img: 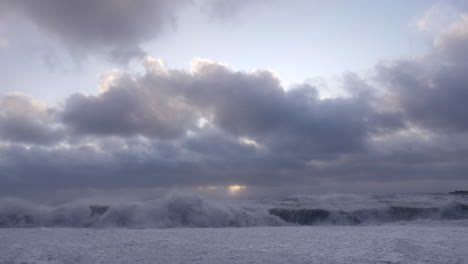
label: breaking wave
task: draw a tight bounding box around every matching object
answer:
[269,202,468,225]
[0,193,282,228]
[2,192,468,228]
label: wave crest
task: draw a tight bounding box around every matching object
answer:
[0,193,283,228]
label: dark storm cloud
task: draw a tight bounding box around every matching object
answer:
[0,94,62,145]
[377,15,468,133]
[60,57,402,159]
[1,0,191,62]
[183,128,257,160]
[1,127,466,195]
[0,45,466,194]
[0,57,411,195]
[61,86,196,140]
[0,133,263,194]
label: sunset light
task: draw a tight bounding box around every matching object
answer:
[228,185,246,194]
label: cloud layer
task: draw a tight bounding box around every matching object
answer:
[1,4,468,196]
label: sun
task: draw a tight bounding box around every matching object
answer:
[228,184,246,194]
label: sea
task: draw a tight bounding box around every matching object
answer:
[1,192,468,263]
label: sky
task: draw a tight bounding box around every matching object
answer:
[1,0,468,198]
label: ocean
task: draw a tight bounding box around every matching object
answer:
[1,192,468,263]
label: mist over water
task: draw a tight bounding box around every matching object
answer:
[1,192,468,228]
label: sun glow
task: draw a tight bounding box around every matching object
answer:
[228,184,246,194]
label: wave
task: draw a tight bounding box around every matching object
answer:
[0,193,282,228]
[267,193,468,211]
[268,203,468,225]
[2,193,468,228]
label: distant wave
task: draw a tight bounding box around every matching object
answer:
[0,193,283,228]
[269,203,468,225]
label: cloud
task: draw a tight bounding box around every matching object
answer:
[0,0,266,63]
[1,0,191,63]
[0,56,411,195]
[0,94,63,144]
[3,5,468,195]
[1,48,466,195]
[60,57,403,160]
[377,13,468,133]
[61,84,197,140]
[416,3,459,34]
[200,0,261,20]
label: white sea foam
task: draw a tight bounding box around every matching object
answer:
[0,192,283,228]
[1,192,468,228]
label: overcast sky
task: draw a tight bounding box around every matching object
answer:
[1,0,468,198]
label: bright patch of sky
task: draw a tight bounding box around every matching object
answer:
[145,0,437,88]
